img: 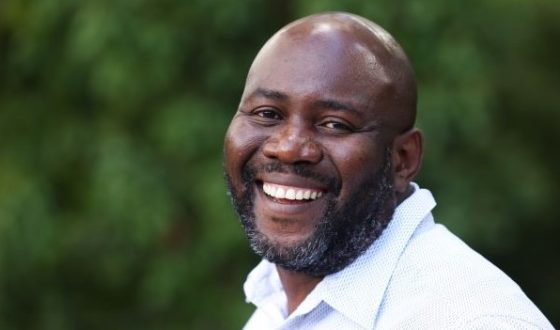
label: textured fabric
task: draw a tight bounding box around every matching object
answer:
[243,184,554,330]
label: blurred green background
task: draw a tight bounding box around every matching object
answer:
[1,0,559,329]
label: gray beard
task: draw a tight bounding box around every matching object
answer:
[226,148,396,277]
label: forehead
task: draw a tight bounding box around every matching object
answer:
[242,27,393,110]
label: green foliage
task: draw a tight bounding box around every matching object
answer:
[0,0,558,328]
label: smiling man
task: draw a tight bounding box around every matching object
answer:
[223,12,553,330]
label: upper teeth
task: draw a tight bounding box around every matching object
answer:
[262,182,323,201]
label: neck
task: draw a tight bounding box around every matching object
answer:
[396,183,414,204]
[276,266,323,315]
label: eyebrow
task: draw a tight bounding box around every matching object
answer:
[249,88,288,100]
[313,99,363,117]
[248,88,364,117]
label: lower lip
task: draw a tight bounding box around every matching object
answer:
[265,194,313,205]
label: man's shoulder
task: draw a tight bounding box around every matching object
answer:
[397,222,507,283]
[375,223,553,329]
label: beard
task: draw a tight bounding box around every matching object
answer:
[225,148,397,278]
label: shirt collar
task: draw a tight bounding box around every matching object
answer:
[321,184,436,328]
[244,257,283,306]
[243,183,436,328]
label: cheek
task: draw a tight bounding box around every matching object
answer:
[324,139,386,195]
[224,118,266,185]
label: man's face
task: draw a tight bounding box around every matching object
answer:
[224,31,398,276]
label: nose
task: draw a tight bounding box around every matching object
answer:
[262,121,323,164]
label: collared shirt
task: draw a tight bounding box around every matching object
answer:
[243,184,554,329]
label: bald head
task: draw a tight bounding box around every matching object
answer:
[243,12,417,133]
[225,12,424,278]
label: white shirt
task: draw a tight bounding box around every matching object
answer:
[243,184,554,329]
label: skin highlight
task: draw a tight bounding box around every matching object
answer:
[224,12,423,314]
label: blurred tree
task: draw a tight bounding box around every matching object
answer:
[0,0,558,329]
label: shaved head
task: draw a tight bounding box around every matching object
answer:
[244,12,417,134]
[225,12,424,277]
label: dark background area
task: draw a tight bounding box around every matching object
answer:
[0,0,558,329]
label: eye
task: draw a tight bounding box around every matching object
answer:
[320,120,354,132]
[254,109,282,120]
[248,108,283,127]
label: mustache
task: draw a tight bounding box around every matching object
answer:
[243,161,340,195]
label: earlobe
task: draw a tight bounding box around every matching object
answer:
[391,128,424,193]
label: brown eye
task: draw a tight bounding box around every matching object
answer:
[255,109,282,120]
[322,121,352,132]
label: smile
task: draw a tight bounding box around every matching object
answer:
[262,182,324,201]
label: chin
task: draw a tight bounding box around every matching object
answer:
[255,220,317,249]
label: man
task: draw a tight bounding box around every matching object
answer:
[223,12,553,329]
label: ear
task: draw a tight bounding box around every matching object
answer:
[391,128,424,194]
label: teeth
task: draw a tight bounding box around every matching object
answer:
[286,189,295,199]
[262,182,324,201]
